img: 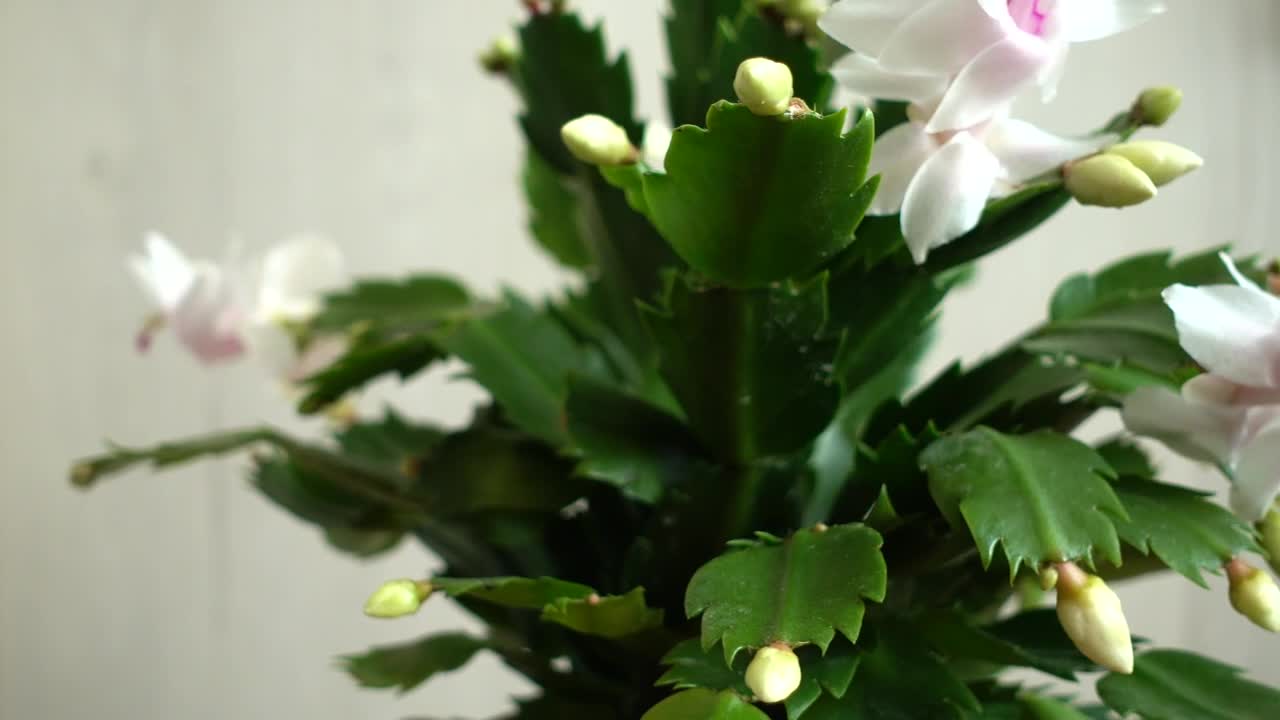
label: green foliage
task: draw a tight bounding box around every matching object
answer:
[783,641,860,719]
[300,337,444,414]
[564,374,705,503]
[1111,478,1261,587]
[685,524,887,663]
[523,149,591,268]
[643,274,839,463]
[1098,649,1280,720]
[342,633,488,693]
[515,12,641,172]
[642,689,770,720]
[643,103,876,288]
[922,428,1126,575]
[800,623,980,719]
[433,576,663,640]
[657,639,751,695]
[311,275,470,338]
[922,609,1096,680]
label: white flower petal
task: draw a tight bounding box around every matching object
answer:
[130,232,196,311]
[171,265,248,364]
[1061,0,1167,42]
[1231,412,1280,522]
[984,118,1112,183]
[876,0,1007,75]
[819,0,933,57]
[829,53,949,105]
[242,320,299,380]
[256,236,346,322]
[1121,385,1246,465]
[900,132,1000,264]
[1038,43,1071,102]
[1220,251,1270,295]
[867,122,937,215]
[1163,282,1280,388]
[642,123,673,171]
[926,34,1052,132]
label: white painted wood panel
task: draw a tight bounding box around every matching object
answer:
[1,1,1276,717]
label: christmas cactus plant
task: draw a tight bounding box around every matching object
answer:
[75,1,1280,717]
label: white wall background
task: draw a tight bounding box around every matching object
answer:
[1,1,1277,718]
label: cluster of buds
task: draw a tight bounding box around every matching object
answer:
[1052,562,1134,674]
[1134,86,1184,127]
[1226,557,1280,633]
[363,578,433,619]
[1065,139,1203,209]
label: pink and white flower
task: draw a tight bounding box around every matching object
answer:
[1122,254,1280,522]
[129,233,346,379]
[821,0,1166,132]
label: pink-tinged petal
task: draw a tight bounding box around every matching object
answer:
[829,53,949,105]
[1231,412,1280,522]
[877,0,1008,75]
[257,236,346,322]
[925,33,1052,132]
[1061,0,1166,42]
[1163,282,1280,388]
[1121,385,1247,465]
[868,122,937,215]
[1182,373,1280,407]
[900,132,1001,264]
[129,232,196,311]
[1038,42,1071,101]
[983,118,1112,183]
[819,0,933,57]
[171,266,248,364]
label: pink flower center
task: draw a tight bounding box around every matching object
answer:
[1008,0,1050,36]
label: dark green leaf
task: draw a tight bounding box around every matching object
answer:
[516,12,642,172]
[1095,437,1156,479]
[540,587,665,639]
[1112,478,1260,587]
[921,609,1095,681]
[665,0,746,127]
[438,292,593,446]
[801,622,980,719]
[311,275,470,338]
[1098,649,1280,720]
[643,103,876,287]
[641,689,771,720]
[299,336,445,414]
[433,576,594,609]
[657,639,751,695]
[335,411,444,472]
[922,428,1126,575]
[706,14,834,116]
[784,641,861,719]
[523,149,592,267]
[643,274,839,463]
[1018,695,1092,720]
[323,526,403,558]
[685,523,887,663]
[341,632,487,693]
[564,373,705,503]
[924,184,1071,273]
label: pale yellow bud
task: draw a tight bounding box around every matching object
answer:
[1227,559,1280,633]
[1137,86,1183,127]
[1105,141,1203,187]
[1055,563,1134,674]
[1065,155,1158,208]
[734,58,794,117]
[560,114,636,166]
[363,579,432,619]
[1261,506,1280,575]
[478,34,519,73]
[744,645,802,704]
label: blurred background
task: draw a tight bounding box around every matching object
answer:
[1,1,1277,718]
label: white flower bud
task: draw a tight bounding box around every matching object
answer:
[1227,559,1280,633]
[363,579,432,619]
[1261,506,1280,575]
[1055,563,1134,674]
[744,645,802,704]
[560,114,636,166]
[1137,86,1183,127]
[1065,154,1158,208]
[1105,141,1203,187]
[734,58,794,117]
[478,34,519,73]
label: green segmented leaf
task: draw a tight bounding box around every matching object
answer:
[299,336,445,414]
[642,689,771,720]
[685,523,887,663]
[432,577,662,640]
[341,632,488,693]
[1098,649,1280,720]
[1111,478,1261,587]
[921,428,1126,576]
[657,639,751,695]
[311,275,470,338]
[523,149,591,268]
[642,102,876,288]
